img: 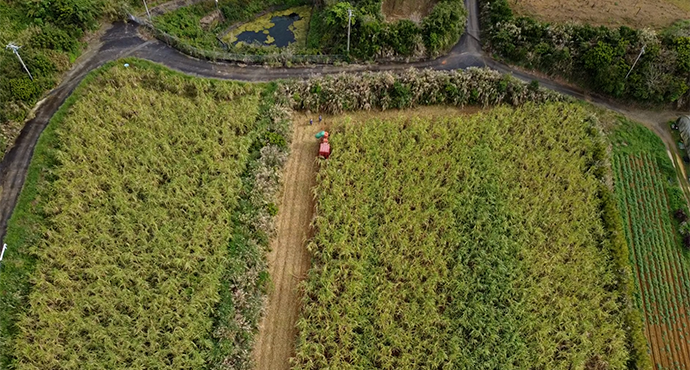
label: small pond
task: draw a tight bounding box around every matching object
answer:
[225,6,311,48]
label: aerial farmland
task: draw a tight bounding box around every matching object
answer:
[0,0,688,369]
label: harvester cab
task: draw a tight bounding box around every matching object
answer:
[316,131,331,159]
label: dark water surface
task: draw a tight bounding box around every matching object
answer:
[235,13,301,47]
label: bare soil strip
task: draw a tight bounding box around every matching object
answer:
[251,122,322,370]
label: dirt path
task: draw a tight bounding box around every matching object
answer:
[251,122,321,370]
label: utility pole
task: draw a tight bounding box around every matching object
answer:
[215,0,224,21]
[143,0,152,21]
[347,8,353,53]
[625,45,646,79]
[6,43,33,81]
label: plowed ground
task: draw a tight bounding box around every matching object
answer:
[511,0,690,29]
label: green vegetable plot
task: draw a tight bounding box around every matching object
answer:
[612,122,690,370]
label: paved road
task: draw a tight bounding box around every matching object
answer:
[0,0,686,245]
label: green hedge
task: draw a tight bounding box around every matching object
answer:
[285,67,567,114]
[480,0,690,108]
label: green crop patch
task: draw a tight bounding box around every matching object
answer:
[611,121,690,369]
[0,60,264,369]
[294,103,635,369]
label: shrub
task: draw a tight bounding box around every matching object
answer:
[422,0,467,55]
[262,130,288,149]
[30,24,79,53]
[674,209,688,223]
[384,20,420,56]
[480,0,690,108]
[675,37,690,74]
[6,78,43,103]
[28,0,101,32]
[24,51,58,77]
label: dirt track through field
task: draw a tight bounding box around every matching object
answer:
[251,122,321,370]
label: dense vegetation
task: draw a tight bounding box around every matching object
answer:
[153,0,467,60]
[481,0,690,108]
[611,121,690,370]
[285,68,566,114]
[0,60,291,370]
[0,0,148,158]
[307,0,467,58]
[293,103,644,369]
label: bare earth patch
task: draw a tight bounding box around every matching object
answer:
[251,120,319,370]
[382,0,438,23]
[510,0,690,29]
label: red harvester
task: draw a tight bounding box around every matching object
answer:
[317,131,331,159]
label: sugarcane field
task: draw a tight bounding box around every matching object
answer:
[1,0,690,369]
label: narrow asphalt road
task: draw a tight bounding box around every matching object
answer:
[0,0,686,250]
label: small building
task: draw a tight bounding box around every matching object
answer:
[678,116,690,158]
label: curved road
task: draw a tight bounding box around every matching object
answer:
[0,0,686,257]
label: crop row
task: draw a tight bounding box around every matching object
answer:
[613,152,690,370]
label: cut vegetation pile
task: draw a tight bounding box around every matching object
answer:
[293,103,642,369]
[0,61,286,369]
[612,122,690,370]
